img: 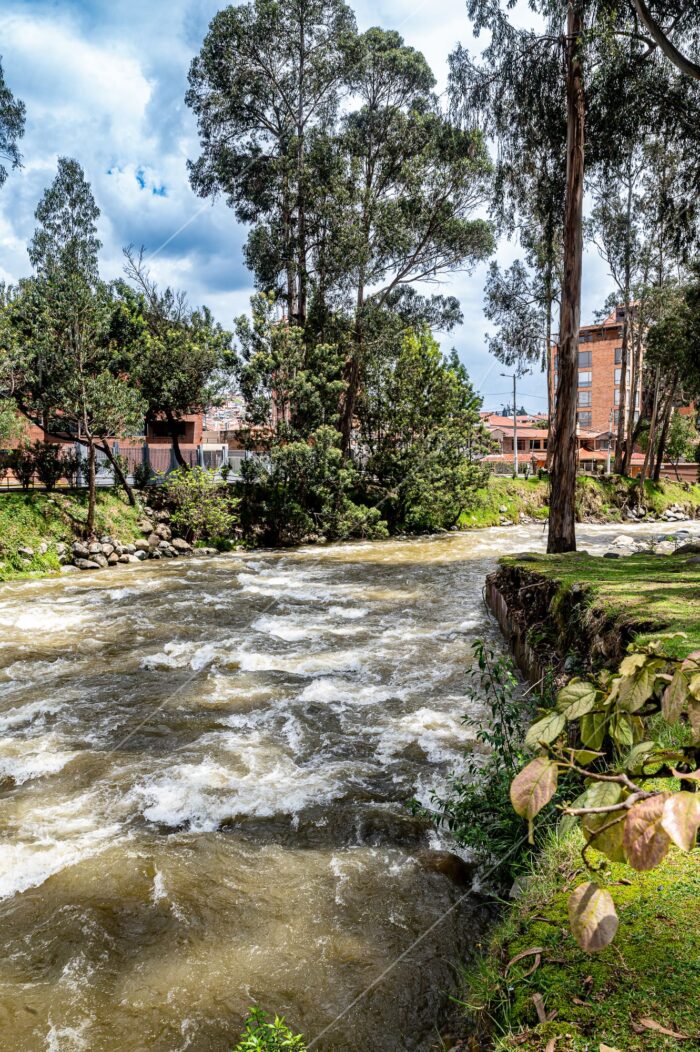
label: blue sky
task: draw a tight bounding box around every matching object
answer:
[0,0,613,412]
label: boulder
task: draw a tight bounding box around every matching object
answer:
[675,542,700,556]
[101,543,115,557]
[88,542,103,555]
[17,546,34,558]
[155,523,172,541]
[38,542,49,555]
[155,509,170,522]
[60,564,81,574]
[74,558,102,570]
[107,552,120,566]
[604,551,620,559]
[92,553,109,568]
[99,535,114,546]
[171,538,192,553]
[134,539,150,552]
[122,543,136,554]
[137,519,154,534]
[147,532,161,548]
[134,550,148,561]
[72,541,90,559]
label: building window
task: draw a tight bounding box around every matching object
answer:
[578,350,592,367]
[614,388,621,406]
[578,411,592,428]
[580,332,593,343]
[616,307,626,321]
[614,347,623,364]
[579,370,592,387]
[578,389,592,406]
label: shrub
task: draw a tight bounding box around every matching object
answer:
[511,635,700,951]
[162,466,237,542]
[233,1008,306,1051]
[133,460,155,490]
[31,442,73,490]
[10,446,35,489]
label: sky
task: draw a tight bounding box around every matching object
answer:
[0,0,614,413]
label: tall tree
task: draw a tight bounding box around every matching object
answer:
[3,159,145,532]
[186,0,357,326]
[0,57,25,188]
[452,0,700,551]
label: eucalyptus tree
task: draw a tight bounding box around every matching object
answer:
[4,159,145,531]
[186,0,357,327]
[0,57,25,188]
[452,0,700,552]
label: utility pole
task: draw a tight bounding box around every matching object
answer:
[502,372,519,477]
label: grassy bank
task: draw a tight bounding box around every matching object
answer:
[460,475,700,530]
[462,548,700,1050]
[464,830,700,1051]
[501,549,700,657]
[0,491,143,580]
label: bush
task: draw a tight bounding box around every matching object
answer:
[133,460,155,490]
[32,442,77,490]
[233,1008,306,1051]
[10,446,35,489]
[162,466,237,543]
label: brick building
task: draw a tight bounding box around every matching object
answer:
[558,307,641,434]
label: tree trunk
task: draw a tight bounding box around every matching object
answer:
[99,440,136,506]
[614,173,634,473]
[638,366,660,493]
[87,438,96,537]
[546,288,555,470]
[652,380,676,482]
[548,2,585,554]
[165,411,187,468]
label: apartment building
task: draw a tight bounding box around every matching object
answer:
[568,307,641,433]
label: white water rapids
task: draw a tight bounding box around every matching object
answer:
[0,523,658,1050]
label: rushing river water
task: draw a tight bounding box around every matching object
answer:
[0,523,649,1051]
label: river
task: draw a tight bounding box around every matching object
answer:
[0,523,648,1051]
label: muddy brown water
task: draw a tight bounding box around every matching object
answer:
[0,524,646,1051]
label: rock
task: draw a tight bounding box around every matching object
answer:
[171,538,192,553]
[155,523,172,541]
[72,541,90,558]
[604,551,620,559]
[498,505,508,513]
[154,510,170,522]
[134,539,150,552]
[611,535,638,549]
[123,543,136,554]
[134,550,148,561]
[147,532,161,548]
[17,546,35,558]
[149,549,161,559]
[99,535,114,546]
[137,519,154,534]
[107,553,120,566]
[38,542,49,555]
[674,542,700,555]
[655,541,676,555]
[101,543,115,557]
[73,558,101,570]
[60,564,81,574]
[88,542,103,555]
[687,556,700,565]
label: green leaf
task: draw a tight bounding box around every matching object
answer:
[619,652,647,676]
[662,669,688,724]
[581,781,623,809]
[580,710,608,751]
[609,711,634,749]
[617,663,657,713]
[623,741,658,773]
[661,792,700,852]
[556,678,599,719]
[583,812,627,863]
[623,794,671,871]
[525,711,566,750]
[568,882,619,952]
[510,757,558,840]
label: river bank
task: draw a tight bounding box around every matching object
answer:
[4,475,700,584]
[459,540,700,1052]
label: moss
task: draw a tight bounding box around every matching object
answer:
[463,831,700,1051]
[0,490,143,581]
[502,550,700,658]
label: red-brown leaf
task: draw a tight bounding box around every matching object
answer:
[623,795,671,871]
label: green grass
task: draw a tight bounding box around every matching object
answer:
[460,475,700,531]
[0,490,143,580]
[503,550,700,657]
[463,829,700,1051]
